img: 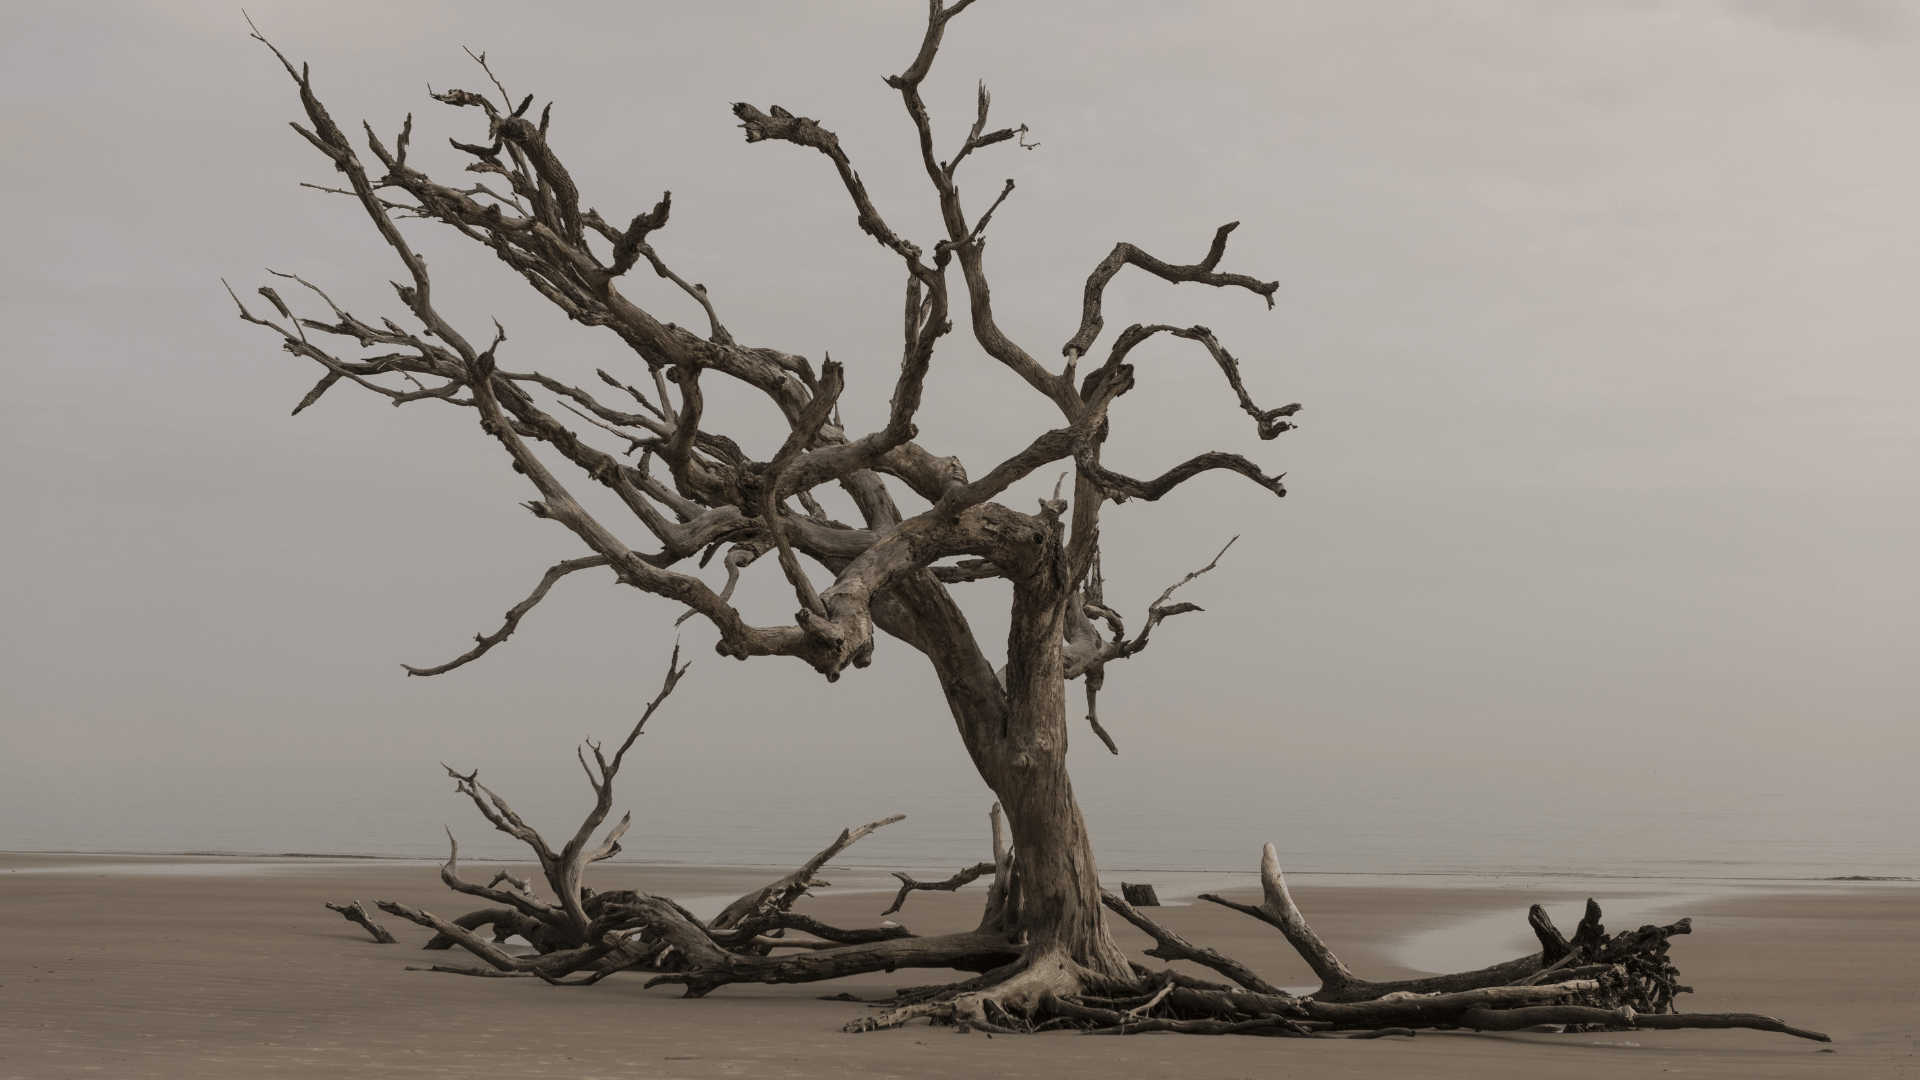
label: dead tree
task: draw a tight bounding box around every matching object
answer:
[238,4,1821,1043]
[238,0,1296,1017]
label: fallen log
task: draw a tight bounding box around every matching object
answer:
[616,894,1023,998]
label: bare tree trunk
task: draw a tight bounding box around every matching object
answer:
[989,580,1132,982]
[993,763,1130,981]
[875,558,1133,1008]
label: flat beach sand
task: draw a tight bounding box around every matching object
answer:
[2,853,1913,1079]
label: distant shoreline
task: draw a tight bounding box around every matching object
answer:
[1,848,1910,882]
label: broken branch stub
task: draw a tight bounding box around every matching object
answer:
[325,900,397,944]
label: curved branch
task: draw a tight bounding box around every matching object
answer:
[1064,222,1279,358]
[1100,890,1287,995]
[1090,323,1300,440]
[882,862,996,917]
[711,813,906,929]
[757,360,846,617]
[730,103,926,267]
[437,829,566,927]
[403,555,610,676]
[1074,444,1287,503]
[1198,844,1549,1003]
[877,1,1076,416]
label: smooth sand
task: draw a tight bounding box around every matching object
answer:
[2,853,1913,1079]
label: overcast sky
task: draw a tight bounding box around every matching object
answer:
[2,1,1915,871]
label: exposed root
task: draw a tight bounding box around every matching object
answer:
[339,638,1827,1050]
[886,961,1025,1006]
[847,949,1125,1033]
[1102,889,1287,994]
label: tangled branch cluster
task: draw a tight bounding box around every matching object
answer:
[232,3,1299,758]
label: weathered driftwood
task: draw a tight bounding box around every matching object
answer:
[622,895,1020,998]
[883,862,997,918]
[1012,845,1826,1043]
[353,725,1828,1047]
[325,900,396,944]
[1196,845,1550,1001]
[1120,883,1160,907]
[360,648,1026,993]
[1456,1006,1829,1041]
[1102,889,1285,995]
[709,814,905,930]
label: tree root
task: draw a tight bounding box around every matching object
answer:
[1026,843,1828,1043]
[629,889,1021,999]
[846,948,1132,1033]
[883,862,996,917]
[1457,1006,1830,1042]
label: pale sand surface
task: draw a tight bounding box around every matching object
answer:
[2,853,1914,1079]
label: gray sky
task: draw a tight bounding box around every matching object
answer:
[2,1,1915,870]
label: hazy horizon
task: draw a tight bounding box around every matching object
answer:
[2,1,1915,879]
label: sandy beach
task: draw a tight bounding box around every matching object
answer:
[2,852,1912,1079]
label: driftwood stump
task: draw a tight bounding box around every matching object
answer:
[326,900,397,944]
[1121,883,1160,907]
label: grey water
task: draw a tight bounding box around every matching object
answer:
[5,764,1912,883]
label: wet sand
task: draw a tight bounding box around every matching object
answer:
[2,852,1912,1078]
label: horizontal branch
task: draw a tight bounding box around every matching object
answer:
[1458,1006,1829,1042]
